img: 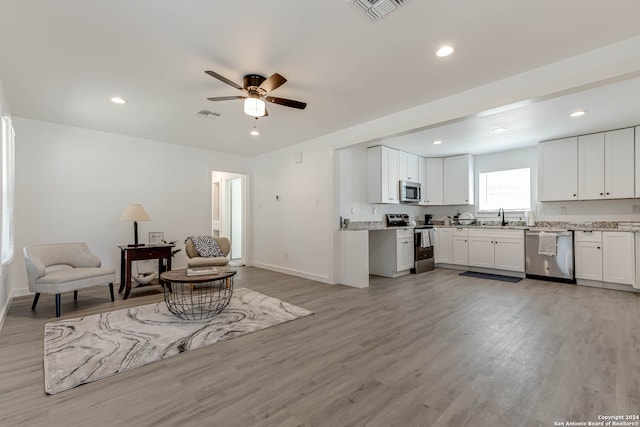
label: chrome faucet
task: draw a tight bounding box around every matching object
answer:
[498,208,507,226]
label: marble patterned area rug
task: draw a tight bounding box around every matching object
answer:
[43,288,313,394]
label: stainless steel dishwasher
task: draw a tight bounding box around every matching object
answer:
[525,230,575,283]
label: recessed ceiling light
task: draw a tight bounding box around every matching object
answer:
[111,97,126,104]
[433,140,443,145]
[250,129,260,136]
[570,110,587,117]
[436,46,454,57]
[493,127,507,133]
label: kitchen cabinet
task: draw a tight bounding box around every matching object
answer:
[396,232,415,272]
[434,228,453,264]
[424,157,444,205]
[578,128,634,200]
[443,154,474,205]
[398,151,419,182]
[368,146,399,204]
[602,231,635,285]
[369,228,413,277]
[452,227,469,265]
[574,231,603,281]
[538,137,578,201]
[468,228,524,272]
[574,230,635,286]
[418,156,426,204]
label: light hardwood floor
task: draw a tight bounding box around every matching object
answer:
[1,267,639,426]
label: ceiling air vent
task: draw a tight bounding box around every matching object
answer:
[350,0,408,21]
[195,110,222,119]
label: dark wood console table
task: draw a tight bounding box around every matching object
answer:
[118,244,174,300]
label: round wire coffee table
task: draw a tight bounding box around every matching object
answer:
[160,268,236,320]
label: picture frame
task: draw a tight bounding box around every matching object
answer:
[149,231,164,245]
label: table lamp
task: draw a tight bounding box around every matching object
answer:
[120,204,151,246]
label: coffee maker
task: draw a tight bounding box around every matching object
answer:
[424,214,433,225]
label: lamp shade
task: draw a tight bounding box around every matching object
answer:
[244,96,266,117]
[120,204,151,222]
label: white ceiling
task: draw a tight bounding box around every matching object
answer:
[1,0,640,156]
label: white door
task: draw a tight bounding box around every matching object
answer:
[603,232,635,285]
[425,158,444,205]
[434,228,453,264]
[574,241,603,281]
[538,137,578,201]
[604,128,635,199]
[468,235,494,268]
[452,236,469,266]
[578,133,605,200]
[396,237,414,271]
[493,238,524,272]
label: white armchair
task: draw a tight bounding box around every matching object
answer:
[23,242,116,317]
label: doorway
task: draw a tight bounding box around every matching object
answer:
[212,171,247,266]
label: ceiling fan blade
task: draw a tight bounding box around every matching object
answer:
[205,71,243,90]
[265,96,307,110]
[259,73,287,93]
[206,96,246,101]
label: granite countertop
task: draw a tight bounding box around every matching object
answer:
[341,220,640,232]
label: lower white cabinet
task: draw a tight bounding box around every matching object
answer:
[396,234,414,272]
[574,231,603,280]
[603,231,635,285]
[452,227,469,266]
[468,229,524,272]
[369,228,414,277]
[434,228,453,264]
[575,230,635,286]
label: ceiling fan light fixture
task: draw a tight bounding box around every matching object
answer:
[244,94,266,117]
[111,96,127,104]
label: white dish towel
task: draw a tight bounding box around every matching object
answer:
[419,230,433,247]
[538,232,557,256]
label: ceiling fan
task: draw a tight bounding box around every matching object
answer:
[205,71,307,117]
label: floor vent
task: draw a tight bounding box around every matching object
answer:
[196,110,222,119]
[350,0,408,21]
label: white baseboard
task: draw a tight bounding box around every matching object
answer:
[0,297,8,331]
[252,263,332,285]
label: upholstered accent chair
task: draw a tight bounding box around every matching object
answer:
[23,242,116,317]
[185,236,231,268]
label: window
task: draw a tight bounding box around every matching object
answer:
[2,115,14,265]
[478,167,530,211]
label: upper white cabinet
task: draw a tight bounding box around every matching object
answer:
[578,128,634,200]
[398,151,419,182]
[539,137,578,201]
[418,156,426,204]
[368,146,399,204]
[424,157,444,205]
[443,154,474,205]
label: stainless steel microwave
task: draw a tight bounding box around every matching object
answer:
[400,180,421,203]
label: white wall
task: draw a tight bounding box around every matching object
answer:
[11,118,249,294]
[0,75,11,327]
[251,142,334,283]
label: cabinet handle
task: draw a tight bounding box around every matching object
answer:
[597,246,601,250]
[573,194,577,197]
[495,241,498,244]
[606,192,610,195]
[600,193,603,196]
